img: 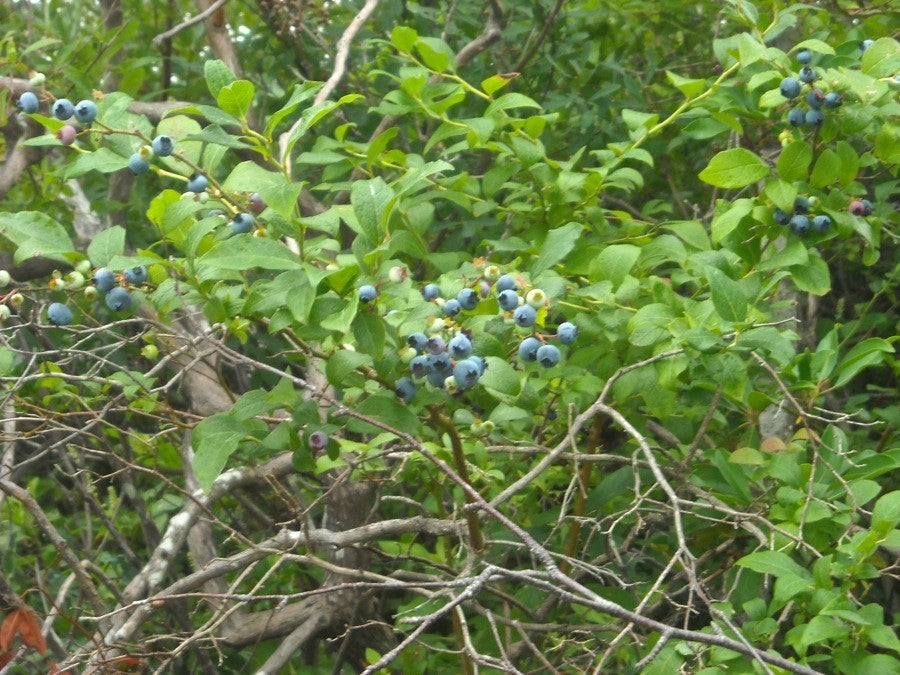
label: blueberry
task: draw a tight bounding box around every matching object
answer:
[518,336,541,362]
[806,89,825,109]
[789,215,810,237]
[56,125,77,146]
[248,192,266,214]
[425,336,447,355]
[823,92,842,108]
[124,266,148,285]
[448,333,472,358]
[74,100,97,124]
[17,91,39,114]
[91,268,116,292]
[536,344,561,368]
[794,196,810,214]
[308,430,328,451]
[358,284,378,303]
[457,287,478,310]
[860,39,874,52]
[426,370,447,388]
[52,98,75,120]
[812,215,831,233]
[478,280,492,298]
[860,199,873,216]
[495,274,517,293]
[128,153,150,175]
[151,135,174,157]
[47,302,73,326]
[805,109,824,126]
[395,377,417,402]
[443,298,461,317]
[407,332,428,352]
[410,355,429,378]
[498,289,520,311]
[780,77,801,99]
[513,304,536,327]
[798,66,816,84]
[773,208,791,225]
[466,356,487,376]
[849,200,866,216]
[428,352,452,374]
[187,174,208,192]
[231,213,255,234]
[453,360,481,390]
[105,287,133,311]
[796,49,812,65]
[557,321,578,345]
[421,283,441,301]
[787,108,806,127]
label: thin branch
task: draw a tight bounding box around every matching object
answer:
[153,0,228,45]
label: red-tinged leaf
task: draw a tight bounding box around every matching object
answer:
[15,607,46,655]
[0,610,20,651]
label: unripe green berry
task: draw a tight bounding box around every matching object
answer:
[484,265,501,281]
[9,293,24,307]
[0,270,11,287]
[83,285,98,300]
[75,259,92,275]
[0,305,10,321]
[66,271,85,289]
[400,346,418,363]
[388,266,407,283]
[48,277,66,291]
[525,288,547,308]
[141,344,159,360]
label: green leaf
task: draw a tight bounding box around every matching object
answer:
[217,80,255,120]
[0,211,74,264]
[485,93,542,116]
[351,177,394,244]
[589,244,641,286]
[480,356,521,399]
[264,81,323,139]
[789,255,830,295]
[531,222,582,278]
[777,141,812,182]
[872,490,900,531]
[390,26,418,52]
[666,71,705,98]
[352,394,421,436]
[87,226,126,267]
[833,338,894,388]
[861,37,900,78]
[205,59,237,99]
[353,312,386,359]
[711,198,752,244]
[699,148,769,188]
[737,551,812,579]
[192,413,247,492]
[706,267,747,323]
[61,147,129,178]
[198,237,302,278]
[415,36,455,72]
[809,148,840,188]
[325,349,372,386]
[481,75,513,96]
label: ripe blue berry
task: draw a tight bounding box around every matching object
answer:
[17,91,39,113]
[52,98,75,120]
[151,135,174,157]
[448,333,472,358]
[426,370,447,388]
[780,77,801,99]
[410,355,429,378]
[466,356,487,376]
[248,192,266,214]
[395,377,417,402]
[794,196,810,214]
[773,208,791,225]
[92,268,116,292]
[47,302,73,326]
[796,49,812,65]
[787,108,806,127]
[105,287,133,311]
[805,109,824,126]
[443,298,461,317]
[425,336,447,355]
[457,287,478,310]
[358,285,378,303]
[823,92,842,108]
[407,332,428,352]
[124,266,148,285]
[495,274,517,293]
[128,153,150,175]
[231,213,255,234]
[812,215,831,233]
[308,430,328,451]
[513,304,537,328]
[427,353,452,374]
[518,336,541,362]
[806,89,825,109]
[421,283,440,301]
[74,100,97,124]
[498,289,519,311]
[860,199,873,216]
[187,174,208,192]
[536,344,561,368]
[453,360,481,390]
[789,215,810,237]
[557,321,578,345]
[860,39,874,52]
[798,66,816,84]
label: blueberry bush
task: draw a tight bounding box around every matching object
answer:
[0,1,897,672]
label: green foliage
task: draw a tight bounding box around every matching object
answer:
[0,0,896,672]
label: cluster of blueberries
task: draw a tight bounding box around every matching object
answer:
[359,266,578,403]
[779,49,843,127]
[44,265,145,326]
[773,196,832,237]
